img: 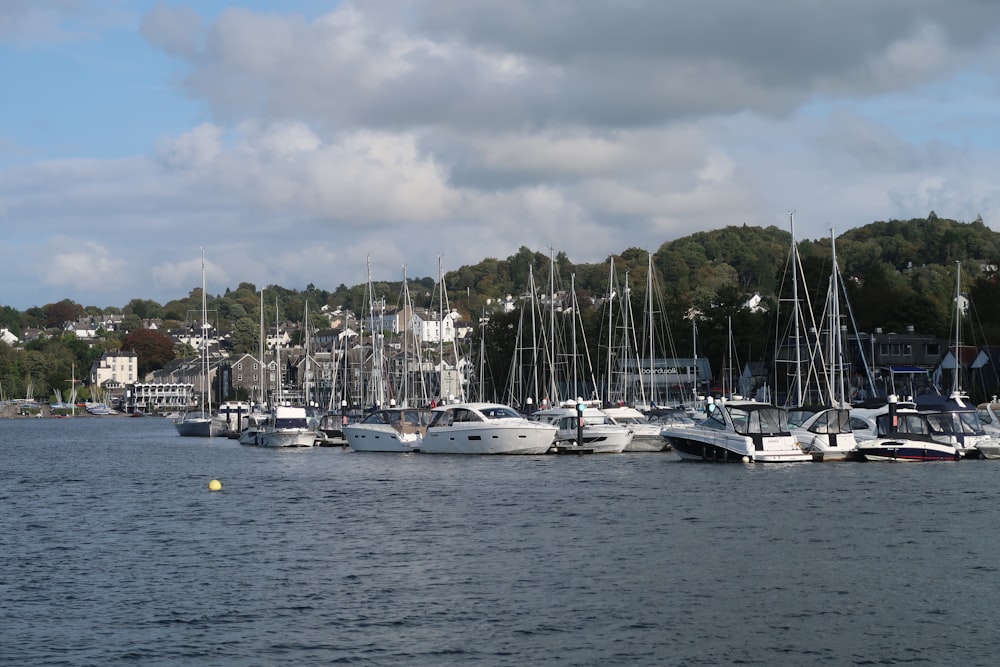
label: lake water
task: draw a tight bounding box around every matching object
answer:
[2,416,1000,666]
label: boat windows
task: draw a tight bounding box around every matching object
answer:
[481,406,520,419]
[429,411,454,427]
[809,409,852,435]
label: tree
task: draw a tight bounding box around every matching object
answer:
[231,317,260,354]
[122,329,176,377]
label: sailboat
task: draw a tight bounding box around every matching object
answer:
[791,230,861,461]
[255,297,317,447]
[912,261,1000,459]
[175,249,227,437]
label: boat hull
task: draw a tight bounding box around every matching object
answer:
[422,424,555,455]
[664,430,812,463]
[344,425,421,452]
[257,429,317,448]
[174,414,226,437]
[855,441,960,462]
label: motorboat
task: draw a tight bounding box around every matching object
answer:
[852,396,960,461]
[602,405,668,452]
[529,402,632,454]
[915,393,1000,459]
[315,412,349,446]
[237,411,270,446]
[660,398,812,463]
[422,403,557,455]
[255,405,318,448]
[344,407,433,452]
[216,401,254,437]
[791,406,859,461]
[174,410,228,438]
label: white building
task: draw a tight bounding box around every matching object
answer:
[89,350,139,387]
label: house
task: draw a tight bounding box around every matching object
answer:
[89,350,138,387]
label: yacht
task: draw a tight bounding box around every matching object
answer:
[916,393,1000,459]
[255,406,318,448]
[344,407,433,452]
[530,402,632,454]
[852,397,960,461]
[661,398,812,463]
[422,403,557,455]
[602,405,668,451]
[791,406,859,461]
[174,410,228,438]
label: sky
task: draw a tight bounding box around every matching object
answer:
[4,1,1000,311]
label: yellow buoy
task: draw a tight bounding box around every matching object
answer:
[208,479,222,492]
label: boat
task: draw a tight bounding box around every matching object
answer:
[173,410,228,437]
[237,411,270,446]
[343,407,433,452]
[602,405,668,451]
[661,398,812,463]
[175,248,225,438]
[255,405,318,448]
[852,396,960,461]
[914,393,1000,459]
[529,402,632,454]
[217,401,254,437]
[791,406,859,461]
[315,411,349,446]
[422,402,557,455]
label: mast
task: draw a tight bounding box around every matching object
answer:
[646,252,655,407]
[953,260,962,396]
[789,211,803,406]
[438,255,445,402]
[259,289,265,410]
[605,258,615,404]
[304,300,311,408]
[275,296,282,405]
[201,247,211,416]
[548,248,559,403]
[830,230,847,407]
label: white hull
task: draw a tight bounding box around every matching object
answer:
[257,428,316,448]
[623,426,667,452]
[422,423,555,455]
[345,425,422,452]
[555,427,631,453]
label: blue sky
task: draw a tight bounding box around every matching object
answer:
[3,1,1000,310]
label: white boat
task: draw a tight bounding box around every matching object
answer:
[661,398,812,463]
[217,401,254,437]
[422,403,557,455]
[852,396,960,462]
[602,405,667,451]
[344,408,432,452]
[255,406,318,448]
[237,411,270,445]
[791,406,859,461]
[175,249,222,438]
[915,393,1000,459]
[530,403,632,454]
[173,410,228,438]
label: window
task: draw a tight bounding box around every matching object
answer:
[925,343,940,356]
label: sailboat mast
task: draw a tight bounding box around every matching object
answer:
[605,258,615,404]
[259,289,265,410]
[789,211,803,406]
[646,252,655,408]
[201,247,211,415]
[953,260,962,396]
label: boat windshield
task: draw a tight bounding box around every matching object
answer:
[274,418,308,429]
[480,405,521,419]
[928,410,983,435]
[728,406,789,436]
[807,409,852,435]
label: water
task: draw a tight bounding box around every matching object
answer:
[3,417,1000,666]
